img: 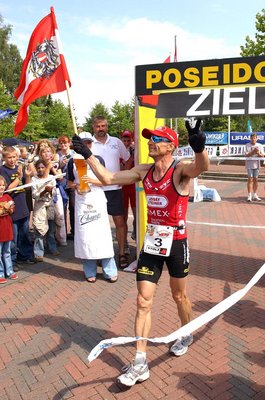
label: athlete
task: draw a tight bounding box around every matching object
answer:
[72,119,209,386]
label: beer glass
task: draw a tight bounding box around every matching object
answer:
[73,155,91,193]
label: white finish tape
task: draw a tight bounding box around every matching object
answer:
[87,262,265,363]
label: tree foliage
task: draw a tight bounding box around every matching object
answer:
[0,15,22,94]
[240,8,265,56]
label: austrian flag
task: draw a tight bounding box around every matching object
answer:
[14,7,71,135]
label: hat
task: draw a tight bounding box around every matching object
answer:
[121,130,133,138]
[142,126,178,147]
[78,131,94,142]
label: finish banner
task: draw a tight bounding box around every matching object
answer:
[155,87,265,118]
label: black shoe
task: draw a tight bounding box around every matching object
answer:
[17,259,36,265]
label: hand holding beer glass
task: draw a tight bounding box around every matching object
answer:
[73,154,91,193]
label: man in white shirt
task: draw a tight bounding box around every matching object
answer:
[245,133,264,202]
[91,116,131,269]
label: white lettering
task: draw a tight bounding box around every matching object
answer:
[248,87,265,114]
[187,90,211,116]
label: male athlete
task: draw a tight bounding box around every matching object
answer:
[72,119,209,386]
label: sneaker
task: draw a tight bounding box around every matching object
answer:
[50,251,60,256]
[117,361,150,387]
[35,256,44,262]
[170,334,193,356]
[253,194,262,201]
[17,259,36,265]
[247,194,252,202]
[0,277,7,284]
[9,273,18,280]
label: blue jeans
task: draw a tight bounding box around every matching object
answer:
[34,220,57,257]
[0,241,14,277]
[83,257,117,279]
[11,217,34,262]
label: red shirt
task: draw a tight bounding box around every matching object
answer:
[143,160,189,240]
[0,194,14,242]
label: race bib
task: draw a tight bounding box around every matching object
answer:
[144,224,173,257]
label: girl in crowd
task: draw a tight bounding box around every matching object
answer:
[0,175,17,283]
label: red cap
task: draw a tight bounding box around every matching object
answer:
[121,130,133,138]
[142,126,178,147]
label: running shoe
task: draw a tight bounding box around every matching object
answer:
[117,361,150,386]
[252,194,262,201]
[247,194,252,202]
[170,334,193,356]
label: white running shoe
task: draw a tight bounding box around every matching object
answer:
[170,334,193,356]
[117,361,150,386]
[247,194,252,202]
[252,194,262,201]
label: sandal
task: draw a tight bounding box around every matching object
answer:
[106,276,118,283]
[86,277,96,283]
[119,255,128,269]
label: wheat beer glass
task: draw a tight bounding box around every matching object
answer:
[73,155,91,193]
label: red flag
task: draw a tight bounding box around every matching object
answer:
[139,55,170,108]
[14,7,71,135]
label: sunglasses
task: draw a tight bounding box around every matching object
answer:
[150,135,171,143]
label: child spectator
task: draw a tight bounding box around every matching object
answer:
[0,175,17,283]
[32,160,60,261]
[0,146,35,267]
[38,144,67,246]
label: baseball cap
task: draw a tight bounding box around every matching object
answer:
[121,130,133,138]
[142,126,178,147]
[78,131,94,142]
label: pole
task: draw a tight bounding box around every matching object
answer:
[65,80,78,134]
[52,7,78,135]
[228,115,231,155]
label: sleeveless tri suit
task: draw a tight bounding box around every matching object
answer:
[137,160,190,283]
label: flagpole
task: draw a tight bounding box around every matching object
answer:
[51,7,78,135]
[174,35,178,132]
[65,80,78,134]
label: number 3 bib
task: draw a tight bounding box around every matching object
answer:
[144,224,174,257]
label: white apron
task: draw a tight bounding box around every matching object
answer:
[73,163,114,260]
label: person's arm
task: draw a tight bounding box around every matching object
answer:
[6,165,23,190]
[72,135,143,185]
[87,155,142,185]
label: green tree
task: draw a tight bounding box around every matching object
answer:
[109,100,134,137]
[43,100,73,137]
[240,8,265,56]
[240,8,265,131]
[0,80,18,139]
[83,102,111,133]
[0,15,22,94]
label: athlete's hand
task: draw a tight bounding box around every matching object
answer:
[185,118,206,153]
[72,135,92,160]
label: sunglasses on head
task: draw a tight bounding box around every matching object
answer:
[150,135,171,143]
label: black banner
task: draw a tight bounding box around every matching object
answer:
[156,86,265,118]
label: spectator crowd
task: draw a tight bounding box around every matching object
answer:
[0,116,135,284]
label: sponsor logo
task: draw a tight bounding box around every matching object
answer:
[146,195,168,208]
[138,266,154,275]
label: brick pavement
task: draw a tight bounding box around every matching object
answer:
[0,178,265,400]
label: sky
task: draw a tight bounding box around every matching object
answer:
[1,0,265,125]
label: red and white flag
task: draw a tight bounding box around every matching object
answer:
[14,7,71,135]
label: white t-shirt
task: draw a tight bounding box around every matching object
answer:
[245,142,264,170]
[92,134,130,191]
